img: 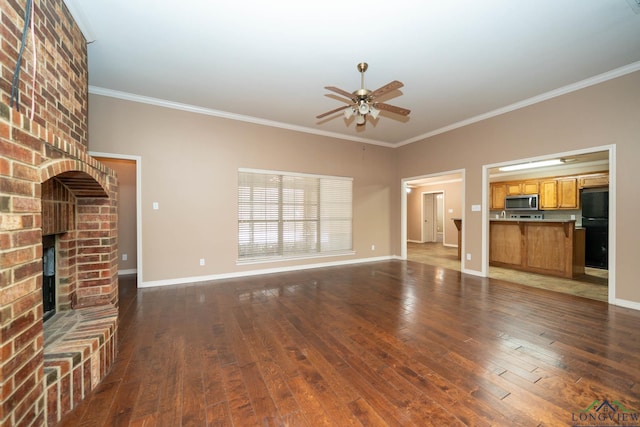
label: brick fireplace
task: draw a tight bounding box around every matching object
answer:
[1,0,119,425]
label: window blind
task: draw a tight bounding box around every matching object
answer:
[238,170,352,261]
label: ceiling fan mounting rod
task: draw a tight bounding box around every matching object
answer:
[355,62,371,99]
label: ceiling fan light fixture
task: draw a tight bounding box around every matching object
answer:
[317,62,410,126]
[344,107,354,119]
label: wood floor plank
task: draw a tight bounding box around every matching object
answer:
[58,264,640,427]
[103,380,141,427]
[233,311,300,416]
[285,375,337,427]
[157,338,184,427]
[205,401,233,427]
[220,361,260,426]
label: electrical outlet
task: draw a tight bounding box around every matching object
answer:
[122,253,127,261]
[466,253,472,261]
[153,202,159,210]
[371,244,375,251]
[199,258,205,266]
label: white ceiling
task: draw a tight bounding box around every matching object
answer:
[65,0,640,147]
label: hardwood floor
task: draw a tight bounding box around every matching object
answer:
[59,261,640,426]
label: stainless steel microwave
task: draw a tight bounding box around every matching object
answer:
[505,194,539,210]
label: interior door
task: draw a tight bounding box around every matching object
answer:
[422,193,435,242]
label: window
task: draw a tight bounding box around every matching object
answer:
[238,169,353,261]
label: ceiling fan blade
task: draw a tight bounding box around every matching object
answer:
[370,80,404,99]
[375,102,411,116]
[316,104,351,119]
[324,86,354,99]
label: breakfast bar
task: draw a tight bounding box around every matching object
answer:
[490,219,585,279]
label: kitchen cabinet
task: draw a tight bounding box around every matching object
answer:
[491,180,538,209]
[490,219,585,278]
[539,180,557,209]
[506,181,539,196]
[579,172,609,189]
[490,183,507,210]
[539,178,578,210]
[557,178,579,209]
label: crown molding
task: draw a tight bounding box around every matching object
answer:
[396,61,640,147]
[88,86,395,148]
[89,61,640,150]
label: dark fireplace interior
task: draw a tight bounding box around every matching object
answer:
[42,234,56,322]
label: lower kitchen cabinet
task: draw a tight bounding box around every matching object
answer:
[490,220,585,278]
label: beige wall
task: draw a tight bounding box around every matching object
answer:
[88,96,396,284]
[88,70,639,306]
[396,71,640,305]
[407,180,463,245]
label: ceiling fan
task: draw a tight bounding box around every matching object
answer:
[317,62,410,126]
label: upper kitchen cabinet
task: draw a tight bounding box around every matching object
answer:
[540,178,579,210]
[579,172,609,189]
[539,180,557,209]
[557,178,579,209]
[506,181,539,196]
[491,172,607,211]
[490,183,507,210]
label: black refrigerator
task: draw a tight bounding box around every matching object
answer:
[581,189,608,269]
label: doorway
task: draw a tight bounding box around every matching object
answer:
[91,152,142,283]
[483,146,613,303]
[422,192,444,243]
[401,170,464,264]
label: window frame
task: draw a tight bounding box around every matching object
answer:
[237,168,354,264]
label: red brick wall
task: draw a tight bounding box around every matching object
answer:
[0,0,89,149]
[1,0,118,425]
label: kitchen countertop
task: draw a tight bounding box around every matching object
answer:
[490,218,577,223]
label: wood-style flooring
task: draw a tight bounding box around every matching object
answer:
[407,242,608,302]
[59,261,640,426]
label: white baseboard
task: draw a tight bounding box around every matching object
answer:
[139,256,394,288]
[118,269,137,276]
[461,268,485,277]
[407,240,457,248]
[614,298,640,312]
